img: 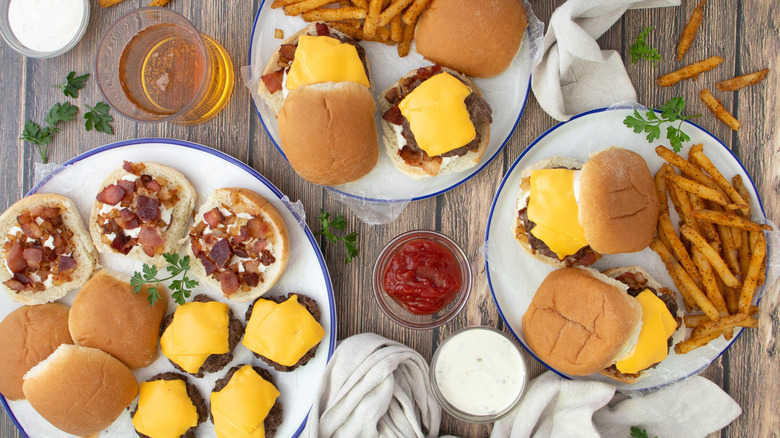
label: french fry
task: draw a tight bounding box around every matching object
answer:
[738,228,751,280]
[719,275,739,315]
[651,238,719,319]
[402,0,429,26]
[656,56,723,87]
[689,145,749,214]
[376,0,414,27]
[326,21,365,39]
[655,146,718,188]
[688,194,718,241]
[665,173,734,208]
[701,89,741,131]
[675,330,722,354]
[284,0,337,16]
[655,164,671,216]
[351,0,368,8]
[692,249,729,317]
[677,0,707,61]
[390,13,403,42]
[302,6,367,21]
[684,314,712,328]
[716,68,770,91]
[362,0,383,37]
[148,0,171,6]
[732,175,752,218]
[739,233,766,313]
[692,313,758,339]
[659,212,702,288]
[272,0,305,7]
[691,209,773,232]
[680,224,741,288]
[98,0,125,5]
[397,18,415,57]
[670,183,698,232]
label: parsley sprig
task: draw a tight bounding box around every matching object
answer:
[623,97,701,153]
[55,71,90,98]
[130,253,199,306]
[84,102,115,135]
[630,426,657,438]
[315,210,359,264]
[19,102,79,163]
[629,26,662,67]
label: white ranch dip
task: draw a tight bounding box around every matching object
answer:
[433,327,526,416]
[7,0,84,52]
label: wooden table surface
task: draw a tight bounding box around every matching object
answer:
[1,0,778,437]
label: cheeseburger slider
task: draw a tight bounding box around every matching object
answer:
[242,293,325,372]
[522,267,681,383]
[380,65,492,178]
[1,193,98,304]
[210,364,283,438]
[259,22,378,186]
[415,0,527,78]
[514,148,659,267]
[132,372,207,438]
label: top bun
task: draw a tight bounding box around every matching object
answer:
[414,0,527,78]
[278,82,379,186]
[579,148,659,254]
[522,267,643,376]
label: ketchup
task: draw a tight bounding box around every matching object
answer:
[382,239,463,315]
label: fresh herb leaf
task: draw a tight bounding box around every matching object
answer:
[315,209,360,264]
[19,102,79,163]
[623,97,701,152]
[55,71,90,98]
[84,101,114,135]
[45,102,79,127]
[629,26,662,67]
[130,253,198,306]
[630,426,657,438]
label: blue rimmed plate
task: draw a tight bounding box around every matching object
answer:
[0,138,336,437]
[484,107,768,392]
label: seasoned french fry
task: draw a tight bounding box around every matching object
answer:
[701,89,741,131]
[677,0,707,61]
[655,146,719,188]
[732,175,752,218]
[99,0,125,5]
[675,330,722,354]
[692,249,729,317]
[273,0,305,7]
[148,0,170,6]
[684,314,712,328]
[692,313,758,339]
[302,6,367,21]
[690,209,773,232]
[656,56,723,87]
[666,173,734,207]
[716,68,770,91]
[738,228,751,280]
[689,145,749,214]
[651,238,719,319]
[397,18,414,57]
[326,21,364,39]
[739,233,766,313]
[376,0,414,27]
[690,195,719,242]
[402,0,429,26]
[719,276,739,315]
[284,0,337,16]
[680,224,741,288]
[390,13,403,42]
[362,0,383,37]
[351,0,368,8]
[659,212,702,288]
[655,164,671,216]
[670,183,698,232]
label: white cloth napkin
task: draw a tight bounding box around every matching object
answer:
[531,0,680,121]
[302,333,441,438]
[491,371,741,438]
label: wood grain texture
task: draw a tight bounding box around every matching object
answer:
[1,0,778,437]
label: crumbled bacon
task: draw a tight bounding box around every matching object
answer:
[145,178,161,192]
[199,254,217,275]
[123,161,135,173]
[232,226,250,245]
[279,44,296,61]
[247,218,269,239]
[31,206,60,219]
[136,196,161,222]
[110,233,132,255]
[138,225,165,248]
[6,242,27,273]
[315,22,330,36]
[261,70,284,94]
[382,105,404,125]
[220,270,239,295]
[204,208,225,229]
[210,239,232,268]
[57,256,76,273]
[23,248,43,269]
[96,184,126,205]
[260,250,275,266]
[21,222,43,239]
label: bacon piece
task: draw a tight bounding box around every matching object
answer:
[13,272,32,286]
[210,239,232,268]
[279,44,296,61]
[23,248,43,269]
[315,22,330,36]
[233,247,248,259]
[117,179,136,194]
[190,239,203,258]
[110,233,132,255]
[57,255,76,273]
[243,259,261,274]
[202,233,217,247]
[138,225,165,249]
[416,64,442,79]
[246,218,269,239]
[51,234,67,254]
[260,249,276,266]
[3,278,26,291]
[31,206,60,219]
[204,208,225,229]
[96,184,126,206]
[122,161,138,173]
[120,208,137,222]
[241,272,260,287]
[251,238,268,255]
[579,251,598,267]
[5,242,27,273]
[16,213,33,226]
[21,222,43,239]
[261,70,284,94]
[145,178,161,192]
[382,105,404,125]
[136,196,161,222]
[232,226,250,245]
[198,254,217,276]
[220,270,240,295]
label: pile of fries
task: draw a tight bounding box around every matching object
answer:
[650,145,770,354]
[271,0,431,57]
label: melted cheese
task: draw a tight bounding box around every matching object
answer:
[615,290,678,374]
[527,169,588,259]
[286,35,369,90]
[242,295,325,367]
[211,365,280,438]
[132,379,199,438]
[398,72,475,157]
[160,301,230,373]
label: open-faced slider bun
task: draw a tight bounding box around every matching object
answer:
[187,188,289,302]
[90,161,196,265]
[0,303,73,401]
[210,364,283,438]
[132,372,207,438]
[379,65,492,178]
[68,270,168,369]
[242,293,325,372]
[1,193,98,304]
[160,294,243,378]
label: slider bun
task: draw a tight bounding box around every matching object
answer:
[22,344,139,436]
[522,267,643,376]
[187,188,290,302]
[0,303,73,401]
[89,162,196,266]
[278,82,379,186]
[415,0,527,78]
[0,193,98,304]
[68,270,168,369]
[378,67,490,179]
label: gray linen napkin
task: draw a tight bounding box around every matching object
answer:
[531,0,680,121]
[302,333,441,438]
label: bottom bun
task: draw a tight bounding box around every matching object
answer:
[22,344,139,436]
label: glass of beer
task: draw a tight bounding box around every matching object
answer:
[96,7,234,125]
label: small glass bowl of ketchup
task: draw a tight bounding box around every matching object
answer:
[372,230,472,330]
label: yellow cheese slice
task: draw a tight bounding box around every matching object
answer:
[286,35,370,90]
[615,290,678,374]
[527,169,588,258]
[160,301,230,374]
[132,379,199,438]
[242,295,325,367]
[211,365,280,438]
[398,72,476,157]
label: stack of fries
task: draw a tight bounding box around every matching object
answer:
[650,145,770,353]
[271,0,431,57]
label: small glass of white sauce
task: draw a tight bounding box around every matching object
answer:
[0,0,90,58]
[430,326,528,423]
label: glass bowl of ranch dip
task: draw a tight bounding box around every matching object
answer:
[0,0,89,58]
[430,326,528,423]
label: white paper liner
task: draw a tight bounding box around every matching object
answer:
[243,1,544,224]
[482,106,780,394]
